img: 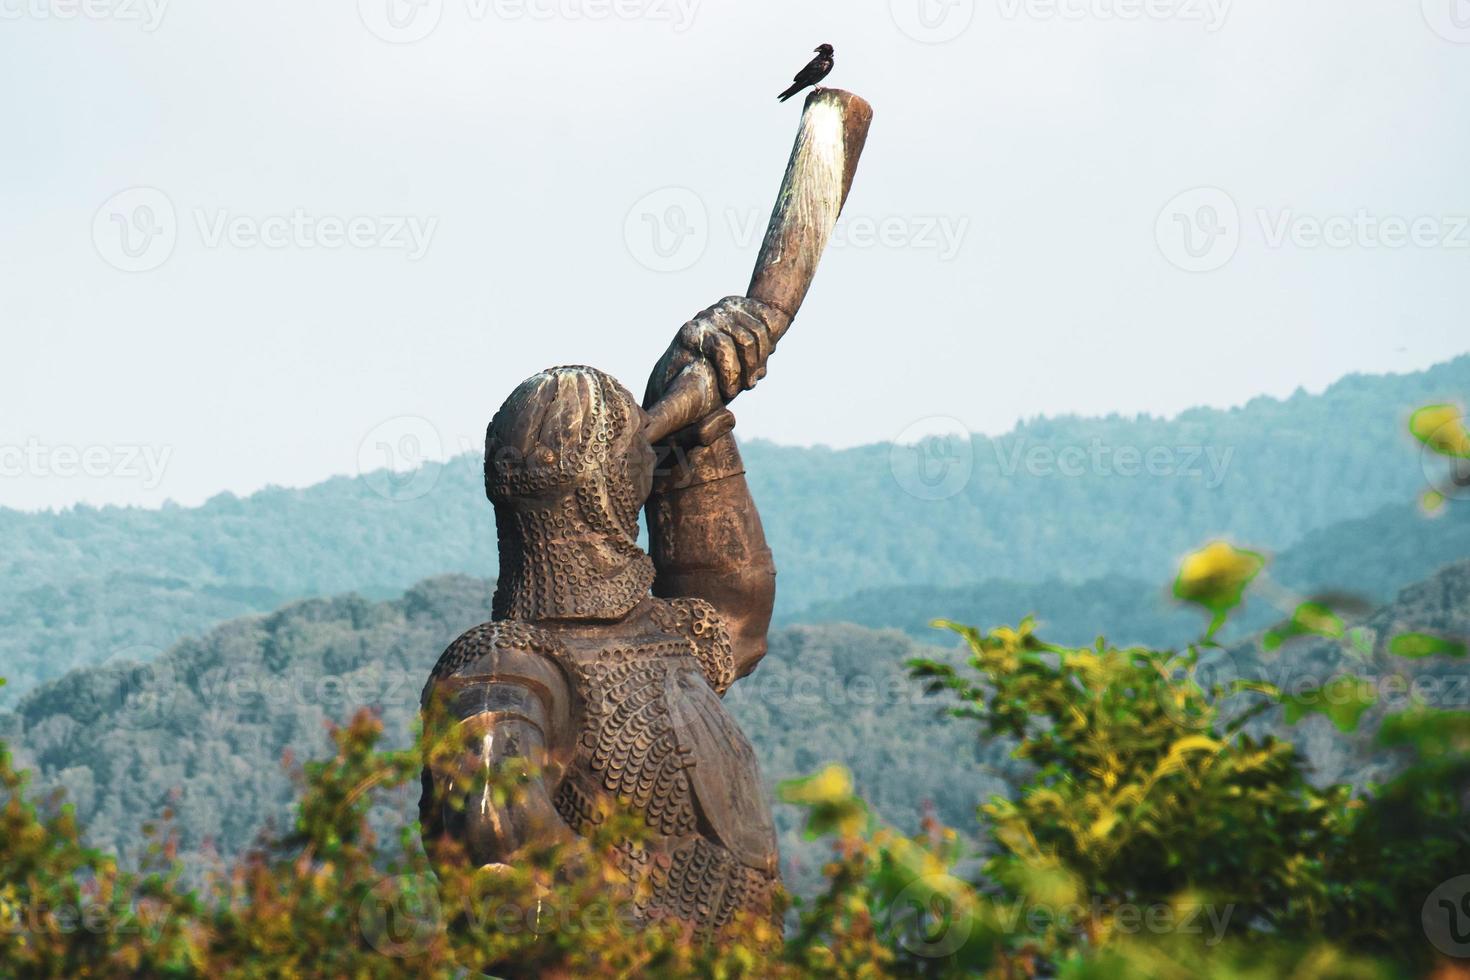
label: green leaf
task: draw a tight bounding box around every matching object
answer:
[1264,601,1345,650]
[1280,676,1376,732]
[778,765,870,840]
[1388,632,1467,659]
[1378,708,1470,757]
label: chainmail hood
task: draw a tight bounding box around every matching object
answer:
[485,366,655,622]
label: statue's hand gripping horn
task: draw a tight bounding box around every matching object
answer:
[642,89,874,444]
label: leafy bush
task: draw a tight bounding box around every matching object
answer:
[3,538,1466,977]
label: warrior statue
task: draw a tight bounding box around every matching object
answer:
[419,89,872,942]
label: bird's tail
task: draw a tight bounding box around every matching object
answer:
[777,83,802,102]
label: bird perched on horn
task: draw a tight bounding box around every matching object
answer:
[778,44,835,103]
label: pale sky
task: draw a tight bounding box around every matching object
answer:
[3,0,1468,510]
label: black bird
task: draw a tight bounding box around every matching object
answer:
[778,44,835,103]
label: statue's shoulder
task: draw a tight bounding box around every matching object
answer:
[422,620,578,760]
[425,619,570,688]
[650,597,736,695]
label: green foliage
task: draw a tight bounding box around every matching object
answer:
[902,542,1469,974]
[1389,632,1468,660]
[5,537,1465,975]
[1263,601,1345,651]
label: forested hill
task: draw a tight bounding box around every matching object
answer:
[3,560,1466,899]
[0,578,1007,899]
[1,354,1464,706]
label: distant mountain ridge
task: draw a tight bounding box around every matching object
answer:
[785,498,1470,645]
[1,354,1465,706]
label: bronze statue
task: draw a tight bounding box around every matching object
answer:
[419,89,873,942]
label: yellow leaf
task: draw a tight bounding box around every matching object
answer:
[1174,541,1266,616]
[1410,404,1470,457]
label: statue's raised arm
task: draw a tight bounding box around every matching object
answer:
[643,296,788,678]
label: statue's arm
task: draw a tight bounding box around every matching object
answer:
[420,673,574,868]
[643,297,789,678]
[646,425,776,679]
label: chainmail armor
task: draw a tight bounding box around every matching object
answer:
[485,366,655,621]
